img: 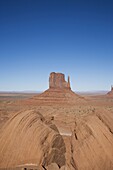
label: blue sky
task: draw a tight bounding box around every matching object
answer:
[0,0,113,91]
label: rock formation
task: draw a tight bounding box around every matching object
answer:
[49,72,71,89]
[71,109,113,170]
[0,110,66,169]
[1,107,113,170]
[31,72,85,104]
[107,85,113,96]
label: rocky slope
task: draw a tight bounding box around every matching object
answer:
[31,88,85,104]
[71,109,113,170]
[0,110,66,169]
[1,108,113,170]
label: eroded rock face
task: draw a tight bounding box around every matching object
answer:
[71,110,113,170]
[0,110,66,169]
[49,72,71,89]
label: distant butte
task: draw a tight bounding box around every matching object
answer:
[49,72,71,89]
[107,85,113,96]
[31,72,85,104]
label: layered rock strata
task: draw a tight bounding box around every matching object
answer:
[71,109,113,170]
[0,110,66,169]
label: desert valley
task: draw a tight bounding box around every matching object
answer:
[0,72,113,170]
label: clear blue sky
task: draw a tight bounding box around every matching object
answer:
[0,0,113,91]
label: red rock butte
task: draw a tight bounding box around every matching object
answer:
[31,72,85,104]
[49,72,71,89]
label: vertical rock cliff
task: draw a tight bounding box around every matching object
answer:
[49,72,71,89]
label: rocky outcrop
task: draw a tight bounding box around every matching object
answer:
[107,85,113,96]
[71,110,113,170]
[0,110,66,169]
[49,72,71,89]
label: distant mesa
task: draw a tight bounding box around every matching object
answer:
[107,85,113,96]
[31,72,85,104]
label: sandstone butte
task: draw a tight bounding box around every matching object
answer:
[0,72,113,170]
[31,72,85,104]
